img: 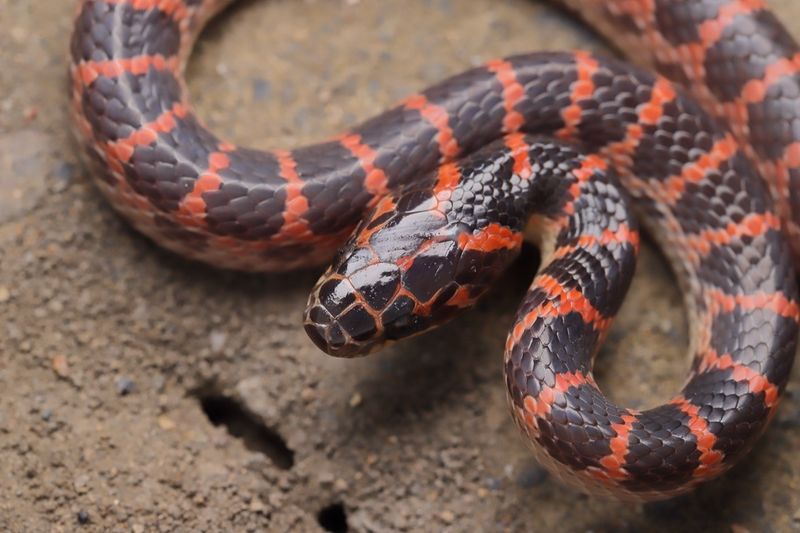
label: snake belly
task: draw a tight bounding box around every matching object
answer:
[69,0,800,500]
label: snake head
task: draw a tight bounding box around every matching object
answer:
[304,260,411,357]
[303,187,521,357]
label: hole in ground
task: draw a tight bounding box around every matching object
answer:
[197,393,294,470]
[317,503,348,533]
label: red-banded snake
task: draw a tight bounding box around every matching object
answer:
[70,0,800,500]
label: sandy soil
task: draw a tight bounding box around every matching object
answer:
[1,0,800,531]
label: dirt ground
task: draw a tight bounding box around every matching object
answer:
[2,0,800,531]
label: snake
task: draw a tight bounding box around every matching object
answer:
[70,0,800,500]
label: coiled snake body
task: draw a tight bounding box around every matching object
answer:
[70,0,800,500]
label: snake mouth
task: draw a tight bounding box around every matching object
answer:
[303,314,355,357]
[303,318,384,358]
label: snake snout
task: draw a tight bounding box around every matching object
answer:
[304,274,385,358]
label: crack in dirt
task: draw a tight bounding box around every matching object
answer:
[196,389,295,470]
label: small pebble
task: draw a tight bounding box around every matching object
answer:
[52,355,69,378]
[158,416,175,430]
[73,474,89,493]
[116,377,135,396]
[77,510,90,525]
[300,387,315,402]
[334,478,349,492]
[318,471,335,486]
[152,375,166,393]
[268,492,284,507]
[439,510,455,524]
[0,286,10,303]
[131,524,145,533]
[209,331,227,354]
[349,392,362,408]
[249,499,266,513]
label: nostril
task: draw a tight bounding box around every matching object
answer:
[304,315,349,354]
[304,321,330,352]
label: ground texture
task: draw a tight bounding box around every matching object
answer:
[2,0,800,531]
